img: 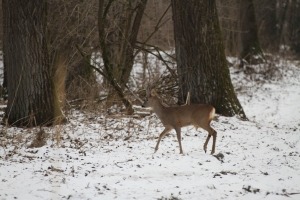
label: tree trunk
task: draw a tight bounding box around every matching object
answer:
[253,0,278,52]
[277,0,289,48]
[217,0,240,56]
[285,0,300,55]
[98,0,147,113]
[47,0,99,103]
[99,0,147,86]
[239,0,264,64]
[172,0,246,119]
[3,0,63,127]
[0,0,2,47]
[65,54,99,101]
[0,1,5,98]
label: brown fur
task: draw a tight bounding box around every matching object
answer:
[143,89,217,154]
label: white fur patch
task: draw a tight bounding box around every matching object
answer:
[209,107,216,121]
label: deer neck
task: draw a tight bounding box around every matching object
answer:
[152,98,166,119]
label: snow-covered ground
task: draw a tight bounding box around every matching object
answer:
[0,57,300,200]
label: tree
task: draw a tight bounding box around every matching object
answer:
[138,0,174,50]
[98,0,147,113]
[217,0,240,56]
[284,0,300,55]
[0,0,2,48]
[253,0,278,52]
[0,0,6,98]
[3,0,63,127]
[47,0,99,102]
[239,0,264,64]
[171,0,246,118]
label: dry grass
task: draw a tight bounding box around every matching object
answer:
[28,129,48,148]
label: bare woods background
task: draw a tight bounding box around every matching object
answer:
[1,0,298,56]
[0,0,299,114]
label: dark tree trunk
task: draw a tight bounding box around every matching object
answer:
[1,51,7,99]
[3,0,63,127]
[65,54,98,101]
[99,0,147,86]
[285,0,300,55]
[217,0,240,56]
[172,0,246,119]
[0,0,2,47]
[254,0,278,52]
[98,0,147,113]
[239,0,264,64]
[47,0,99,102]
[277,0,289,48]
[0,1,5,98]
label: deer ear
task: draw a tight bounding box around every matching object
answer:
[150,89,157,96]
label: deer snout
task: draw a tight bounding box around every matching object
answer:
[142,101,147,107]
[142,99,150,108]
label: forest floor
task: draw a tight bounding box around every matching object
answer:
[0,56,300,200]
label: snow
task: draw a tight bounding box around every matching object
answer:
[1,56,300,200]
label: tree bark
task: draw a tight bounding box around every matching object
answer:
[239,0,264,64]
[98,0,147,113]
[285,0,300,55]
[99,0,147,86]
[0,0,2,48]
[253,0,278,52]
[172,0,246,119]
[47,0,98,102]
[217,0,240,56]
[3,0,63,127]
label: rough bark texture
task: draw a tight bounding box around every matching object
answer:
[47,0,98,102]
[98,0,147,87]
[239,0,263,64]
[172,0,246,118]
[98,0,147,113]
[0,0,2,49]
[254,0,278,51]
[285,0,300,55]
[217,0,240,56]
[3,0,62,127]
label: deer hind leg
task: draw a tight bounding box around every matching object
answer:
[203,134,211,154]
[175,127,183,154]
[202,124,217,154]
[155,127,171,153]
[211,128,217,155]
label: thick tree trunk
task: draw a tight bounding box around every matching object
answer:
[253,0,278,52]
[0,0,2,47]
[47,0,98,102]
[285,0,300,55]
[99,0,147,86]
[239,0,264,64]
[3,0,63,127]
[0,1,6,98]
[98,0,147,113]
[217,0,240,56]
[172,0,246,119]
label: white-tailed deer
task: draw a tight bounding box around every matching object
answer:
[143,89,217,154]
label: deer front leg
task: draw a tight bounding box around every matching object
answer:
[211,129,217,155]
[202,124,217,154]
[155,127,171,153]
[175,127,183,154]
[203,134,211,153]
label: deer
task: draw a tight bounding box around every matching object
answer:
[142,89,217,155]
